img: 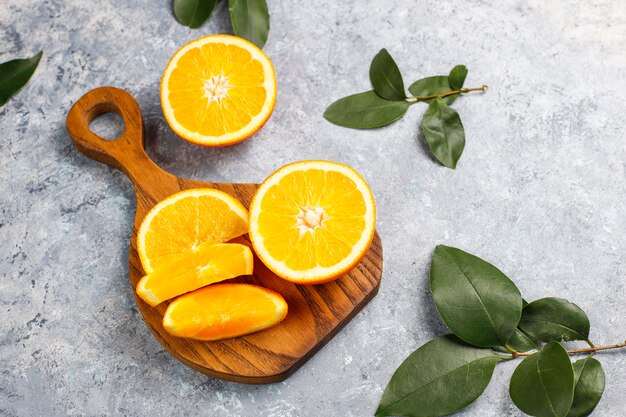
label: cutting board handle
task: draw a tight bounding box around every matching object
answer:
[66,86,177,193]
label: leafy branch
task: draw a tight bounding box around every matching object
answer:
[324,49,488,169]
[376,245,623,417]
[172,0,270,48]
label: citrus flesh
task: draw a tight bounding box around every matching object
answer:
[137,188,248,274]
[163,283,288,341]
[136,243,253,307]
[161,34,276,146]
[248,160,376,284]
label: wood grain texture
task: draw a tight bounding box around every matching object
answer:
[66,86,383,384]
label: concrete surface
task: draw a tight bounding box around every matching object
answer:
[1,0,625,416]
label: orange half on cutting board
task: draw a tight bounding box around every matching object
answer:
[160,34,277,146]
[248,160,376,284]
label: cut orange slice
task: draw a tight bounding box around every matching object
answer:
[161,34,277,146]
[136,243,253,307]
[248,160,376,284]
[163,283,288,341]
[137,188,248,274]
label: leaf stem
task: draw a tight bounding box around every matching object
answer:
[497,355,517,361]
[511,340,626,358]
[504,345,518,354]
[409,85,488,103]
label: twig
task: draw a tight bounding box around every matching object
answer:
[511,340,626,358]
[409,85,488,103]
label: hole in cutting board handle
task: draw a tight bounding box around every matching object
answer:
[89,111,125,141]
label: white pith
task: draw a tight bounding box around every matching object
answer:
[295,206,326,237]
[203,73,231,104]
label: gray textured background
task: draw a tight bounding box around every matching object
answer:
[1,0,625,416]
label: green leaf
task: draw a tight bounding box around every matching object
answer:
[408,75,457,104]
[492,327,539,354]
[369,49,406,101]
[0,51,43,107]
[376,335,500,417]
[420,98,466,169]
[510,342,575,417]
[228,0,270,48]
[505,302,538,354]
[448,65,468,91]
[430,245,522,347]
[173,0,218,28]
[323,91,409,129]
[567,357,605,417]
[507,328,539,353]
[519,297,590,343]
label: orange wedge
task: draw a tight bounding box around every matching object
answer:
[160,34,277,146]
[136,243,253,307]
[163,283,288,341]
[137,188,248,274]
[248,160,376,284]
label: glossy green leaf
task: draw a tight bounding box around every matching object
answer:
[519,298,590,343]
[0,51,43,107]
[324,91,409,129]
[408,75,457,104]
[567,357,605,417]
[369,48,406,101]
[430,245,523,347]
[505,301,536,354]
[420,98,466,169]
[510,342,574,417]
[229,0,269,48]
[173,0,218,28]
[376,335,500,417]
[507,328,539,353]
[448,65,468,90]
[492,327,539,354]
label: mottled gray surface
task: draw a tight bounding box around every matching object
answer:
[1,0,625,416]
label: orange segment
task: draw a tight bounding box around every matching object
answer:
[137,188,248,274]
[161,34,276,146]
[136,243,253,307]
[248,160,376,284]
[163,284,288,341]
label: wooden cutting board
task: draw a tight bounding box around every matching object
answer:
[66,86,383,384]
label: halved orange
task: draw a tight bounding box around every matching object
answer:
[137,188,248,274]
[163,283,288,341]
[136,243,253,307]
[161,34,277,146]
[248,160,376,284]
